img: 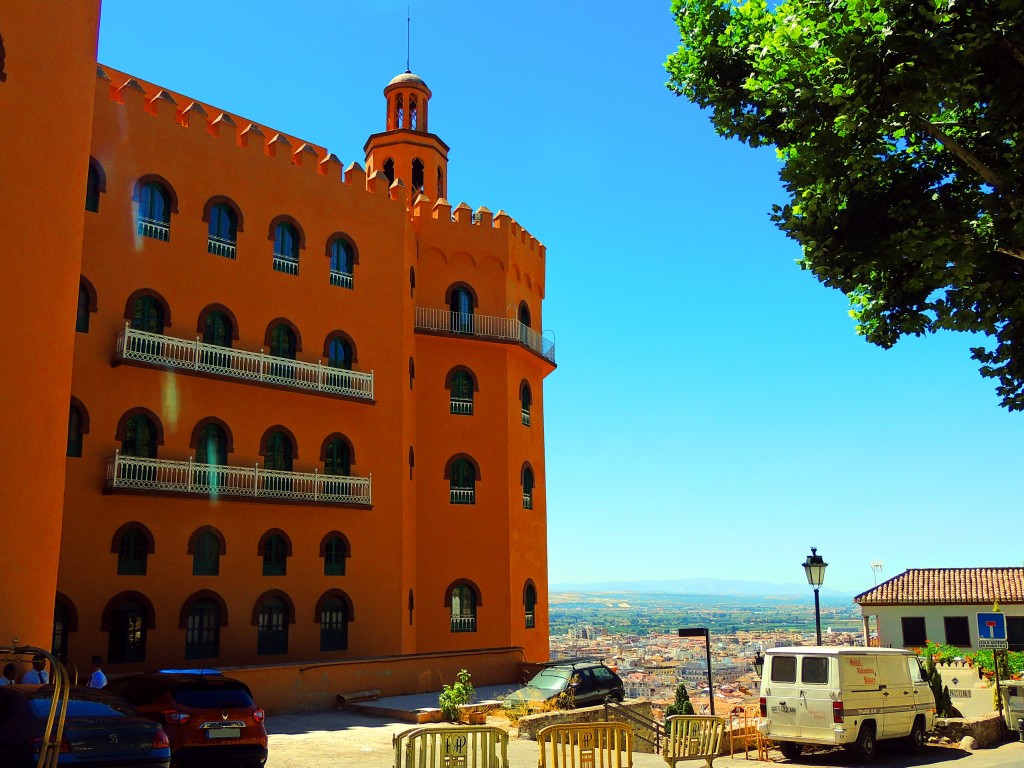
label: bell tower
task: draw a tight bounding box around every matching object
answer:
[365,72,449,199]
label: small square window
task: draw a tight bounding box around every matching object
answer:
[901,616,927,647]
[944,616,971,647]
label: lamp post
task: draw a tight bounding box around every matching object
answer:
[802,547,828,646]
[752,651,764,679]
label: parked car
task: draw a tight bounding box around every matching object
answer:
[0,684,171,767]
[503,662,624,710]
[104,671,267,767]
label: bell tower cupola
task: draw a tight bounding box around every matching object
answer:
[365,71,450,199]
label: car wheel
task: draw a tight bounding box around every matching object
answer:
[853,723,876,762]
[905,717,926,753]
[778,741,802,760]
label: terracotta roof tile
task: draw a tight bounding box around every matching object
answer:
[854,568,1024,605]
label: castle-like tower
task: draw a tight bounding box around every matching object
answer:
[1,6,554,710]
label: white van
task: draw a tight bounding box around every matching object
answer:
[757,646,935,761]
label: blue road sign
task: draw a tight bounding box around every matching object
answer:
[977,612,1007,640]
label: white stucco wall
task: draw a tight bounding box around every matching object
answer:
[863,604,1024,650]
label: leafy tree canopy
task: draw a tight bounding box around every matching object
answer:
[666,0,1024,409]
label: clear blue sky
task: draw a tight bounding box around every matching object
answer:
[97,1,1023,595]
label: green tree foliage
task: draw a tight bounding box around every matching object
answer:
[665,1,1024,409]
[438,668,475,722]
[666,682,696,716]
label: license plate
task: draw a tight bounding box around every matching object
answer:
[206,728,241,739]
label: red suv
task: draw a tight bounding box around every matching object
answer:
[105,671,267,767]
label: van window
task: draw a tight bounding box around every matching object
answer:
[770,656,797,683]
[908,657,926,683]
[801,657,828,684]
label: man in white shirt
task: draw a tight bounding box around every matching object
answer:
[0,663,16,685]
[21,655,49,684]
[88,656,107,689]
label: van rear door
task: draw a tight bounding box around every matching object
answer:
[764,654,801,738]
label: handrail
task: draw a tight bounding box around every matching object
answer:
[1,645,70,768]
[106,451,372,506]
[605,700,664,751]
[414,307,555,363]
[114,324,374,400]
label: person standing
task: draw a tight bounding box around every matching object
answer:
[0,663,16,685]
[21,655,49,684]
[87,656,107,688]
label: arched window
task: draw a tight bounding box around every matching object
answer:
[524,581,537,629]
[437,167,444,199]
[195,422,228,466]
[448,368,475,415]
[207,203,238,259]
[318,593,351,651]
[409,97,418,131]
[263,431,293,472]
[449,583,478,633]
[107,597,149,664]
[273,222,300,275]
[76,280,92,333]
[67,401,84,458]
[448,456,477,505]
[329,238,355,289]
[522,465,535,510]
[52,594,78,662]
[323,536,348,576]
[262,533,288,576]
[324,438,351,476]
[122,413,158,459]
[327,336,353,371]
[521,381,533,426]
[192,532,221,576]
[268,323,297,380]
[412,158,425,191]
[518,302,532,344]
[130,294,165,334]
[116,528,149,576]
[383,157,395,184]
[85,162,103,213]
[448,286,475,333]
[396,95,404,129]
[138,181,171,241]
[185,599,221,659]
[203,310,232,346]
[256,596,289,655]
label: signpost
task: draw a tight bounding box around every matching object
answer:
[679,627,714,715]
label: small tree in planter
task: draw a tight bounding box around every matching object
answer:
[665,683,695,717]
[439,669,475,722]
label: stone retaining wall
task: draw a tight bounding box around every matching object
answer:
[933,712,1007,749]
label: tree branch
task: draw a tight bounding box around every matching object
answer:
[912,115,1010,197]
[996,245,1024,264]
[998,38,1024,69]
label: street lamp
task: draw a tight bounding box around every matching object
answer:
[752,651,764,679]
[803,547,828,646]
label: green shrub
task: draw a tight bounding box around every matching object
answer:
[438,669,475,722]
[665,683,695,717]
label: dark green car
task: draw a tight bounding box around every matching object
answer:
[503,662,624,711]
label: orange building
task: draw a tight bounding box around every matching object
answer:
[0,5,554,709]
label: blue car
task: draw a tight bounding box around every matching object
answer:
[0,684,171,767]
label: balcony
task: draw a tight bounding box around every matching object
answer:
[450,397,473,416]
[114,325,374,400]
[526,613,536,629]
[523,493,533,510]
[273,253,298,275]
[330,269,353,289]
[138,217,169,242]
[414,307,555,364]
[450,615,477,633]
[105,451,372,506]
[207,235,236,259]
[521,408,531,426]
[450,487,475,505]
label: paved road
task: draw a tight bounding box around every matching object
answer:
[264,709,1024,767]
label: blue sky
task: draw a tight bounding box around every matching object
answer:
[97,1,1023,595]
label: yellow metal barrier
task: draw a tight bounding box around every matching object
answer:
[726,705,761,760]
[537,721,633,768]
[393,725,509,768]
[663,715,726,768]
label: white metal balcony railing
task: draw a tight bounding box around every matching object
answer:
[115,325,374,400]
[273,254,299,275]
[106,451,372,505]
[414,307,555,363]
[138,217,170,242]
[521,408,531,426]
[450,615,477,633]
[523,493,533,510]
[207,236,237,259]
[330,269,354,289]
[449,487,475,505]
[526,613,536,629]
[449,397,473,415]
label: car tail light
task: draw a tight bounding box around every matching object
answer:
[832,700,845,723]
[162,709,190,724]
[759,697,767,718]
[253,708,266,723]
[32,735,70,754]
[152,727,170,749]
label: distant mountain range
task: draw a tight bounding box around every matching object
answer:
[549,578,853,599]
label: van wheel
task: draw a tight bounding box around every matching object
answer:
[852,723,876,762]
[778,741,802,760]
[905,717,926,753]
